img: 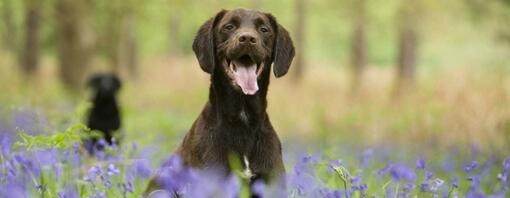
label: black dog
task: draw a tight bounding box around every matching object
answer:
[146,8,295,195]
[85,73,122,154]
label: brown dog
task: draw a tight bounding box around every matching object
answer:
[146,8,294,195]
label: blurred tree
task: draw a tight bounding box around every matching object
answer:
[349,0,367,91]
[101,0,124,72]
[20,0,41,76]
[95,0,139,78]
[168,0,183,55]
[123,12,139,78]
[1,0,18,53]
[395,1,421,94]
[55,0,95,90]
[293,0,305,82]
[465,0,510,47]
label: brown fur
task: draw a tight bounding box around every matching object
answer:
[145,9,294,195]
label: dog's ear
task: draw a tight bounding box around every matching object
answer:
[87,75,101,89]
[192,10,227,74]
[111,75,122,92]
[266,14,295,78]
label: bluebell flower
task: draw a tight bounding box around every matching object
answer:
[389,164,416,182]
[498,158,510,183]
[358,183,368,193]
[464,161,478,173]
[403,183,414,191]
[14,154,40,177]
[416,158,426,170]
[451,177,459,188]
[425,170,433,180]
[420,178,444,193]
[84,165,102,182]
[57,186,79,198]
[467,175,482,194]
[0,134,11,156]
[106,163,120,176]
[504,158,510,171]
[12,108,47,135]
[359,149,374,168]
[318,188,342,198]
[119,181,134,197]
[223,174,240,198]
[251,180,266,197]
[378,163,394,177]
[288,164,319,196]
[0,181,26,198]
[127,159,152,179]
[101,175,112,188]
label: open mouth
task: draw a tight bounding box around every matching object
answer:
[225,54,264,95]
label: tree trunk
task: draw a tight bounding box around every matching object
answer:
[350,0,367,92]
[55,0,94,90]
[1,0,17,52]
[395,3,419,94]
[122,13,139,78]
[20,0,41,76]
[293,0,305,82]
[103,4,123,72]
[168,8,181,55]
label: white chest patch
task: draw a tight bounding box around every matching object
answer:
[239,109,248,124]
[242,155,254,179]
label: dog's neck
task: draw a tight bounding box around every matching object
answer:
[208,63,271,127]
[91,95,118,113]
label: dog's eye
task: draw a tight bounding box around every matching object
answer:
[260,26,269,33]
[224,24,235,31]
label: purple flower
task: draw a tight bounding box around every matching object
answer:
[403,183,415,191]
[425,170,434,180]
[359,183,368,193]
[127,159,152,179]
[498,158,510,183]
[58,186,79,198]
[467,176,481,191]
[420,178,444,193]
[288,164,319,196]
[464,161,478,173]
[504,158,510,171]
[451,177,459,188]
[119,182,134,197]
[223,175,240,198]
[14,154,40,177]
[84,166,102,182]
[0,135,11,156]
[318,188,342,198]
[378,163,394,177]
[156,155,199,194]
[251,180,266,197]
[101,175,112,188]
[416,158,426,170]
[389,164,416,182]
[0,181,26,198]
[359,149,374,167]
[106,164,120,176]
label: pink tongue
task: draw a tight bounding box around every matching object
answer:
[234,64,259,95]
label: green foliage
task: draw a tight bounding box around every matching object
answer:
[15,123,87,150]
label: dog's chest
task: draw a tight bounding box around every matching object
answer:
[242,155,254,178]
[239,108,249,124]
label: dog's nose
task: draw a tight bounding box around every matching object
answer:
[238,33,257,44]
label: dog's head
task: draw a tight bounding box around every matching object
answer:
[193,9,295,95]
[87,73,122,98]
